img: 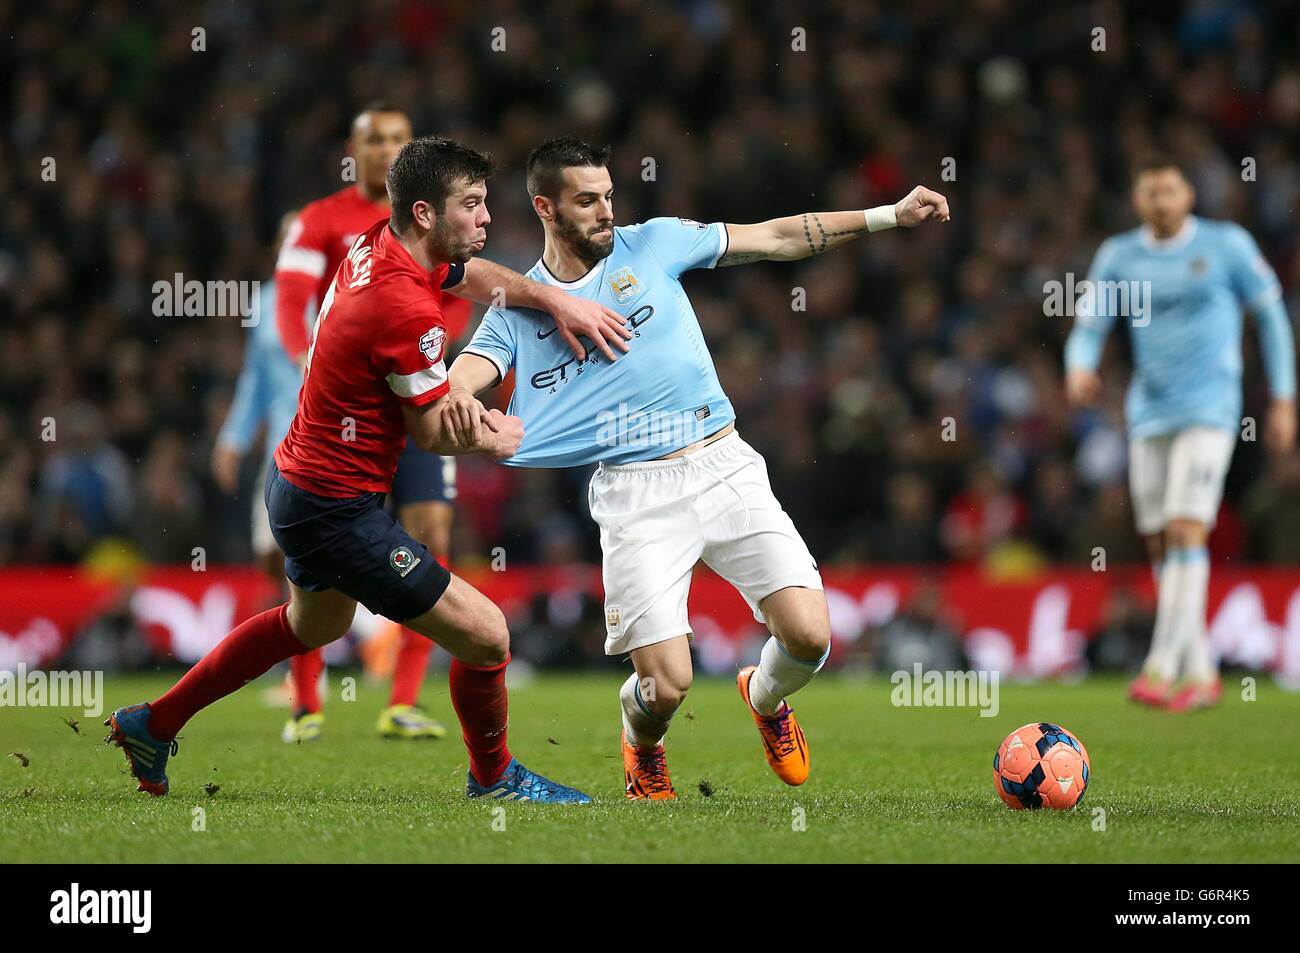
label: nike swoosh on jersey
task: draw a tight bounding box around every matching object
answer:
[537,327,558,340]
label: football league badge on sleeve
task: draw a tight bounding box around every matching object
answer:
[419,326,446,364]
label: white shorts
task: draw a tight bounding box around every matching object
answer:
[588,431,823,656]
[1129,426,1236,536]
[252,468,277,557]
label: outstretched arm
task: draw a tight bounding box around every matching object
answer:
[454,258,632,362]
[717,186,951,266]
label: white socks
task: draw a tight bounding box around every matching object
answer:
[622,637,830,745]
[748,636,829,716]
[620,673,674,748]
[1145,547,1212,684]
[1170,548,1213,683]
[1145,557,1181,682]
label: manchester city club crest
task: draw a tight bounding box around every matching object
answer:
[389,545,421,577]
[607,266,644,305]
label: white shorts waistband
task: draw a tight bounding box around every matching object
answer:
[596,429,744,474]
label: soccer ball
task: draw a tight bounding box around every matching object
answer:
[993,722,1090,810]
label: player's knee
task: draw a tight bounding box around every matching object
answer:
[639,668,691,715]
[1165,519,1207,550]
[780,622,831,663]
[287,603,353,649]
[464,604,510,666]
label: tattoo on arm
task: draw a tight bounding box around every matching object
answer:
[802,213,867,255]
[724,214,873,266]
[718,251,767,267]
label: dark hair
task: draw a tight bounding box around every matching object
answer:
[357,99,404,118]
[351,101,408,138]
[526,136,612,199]
[386,136,496,229]
[1131,153,1185,182]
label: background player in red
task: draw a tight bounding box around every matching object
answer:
[274,103,472,742]
[106,135,631,802]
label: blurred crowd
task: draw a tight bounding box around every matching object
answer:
[4,0,1300,574]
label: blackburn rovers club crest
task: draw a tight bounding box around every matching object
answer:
[419,326,446,364]
[389,546,421,577]
[607,267,644,305]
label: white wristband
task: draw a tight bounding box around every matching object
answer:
[864,205,897,232]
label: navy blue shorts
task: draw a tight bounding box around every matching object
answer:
[265,462,452,621]
[390,438,457,507]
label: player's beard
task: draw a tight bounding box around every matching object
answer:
[432,215,479,264]
[555,209,614,267]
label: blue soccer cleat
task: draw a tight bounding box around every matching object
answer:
[104,703,177,796]
[465,757,592,803]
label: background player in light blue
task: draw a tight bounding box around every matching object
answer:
[212,276,301,575]
[1065,155,1296,712]
[449,136,950,798]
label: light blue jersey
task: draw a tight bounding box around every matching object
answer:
[463,217,736,467]
[216,281,303,474]
[1065,216,1295,439]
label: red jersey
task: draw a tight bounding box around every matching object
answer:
[274,220,459,497]
[274,185,472,360]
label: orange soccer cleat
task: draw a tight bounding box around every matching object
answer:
[737,666,810,786]
[1165,678,1222,713]
[1128,672,1173,708]
[621,731,677,800]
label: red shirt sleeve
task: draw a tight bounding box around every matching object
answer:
[274,206,330,360]
[373,282,451,407]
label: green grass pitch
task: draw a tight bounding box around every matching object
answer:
[2,671,1297,863]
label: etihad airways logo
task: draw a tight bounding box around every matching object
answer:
[530,305,654,391]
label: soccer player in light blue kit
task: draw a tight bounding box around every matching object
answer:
[446,137,949,797]
[212,265,302,577]
[1065,156,1296,712]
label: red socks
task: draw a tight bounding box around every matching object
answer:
[289,648,325,714]
[449,656,513,785]
[149,603,309,741]
[390,629,434,707]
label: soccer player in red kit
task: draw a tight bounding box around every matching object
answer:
[273,103,474,743]
[106,136,631,802]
